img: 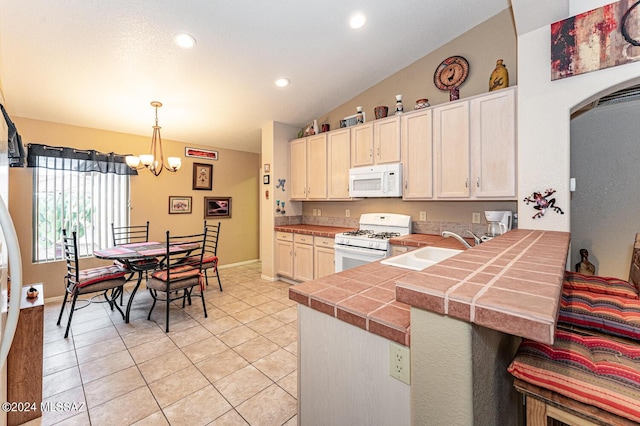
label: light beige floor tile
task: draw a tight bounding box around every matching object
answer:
[217,325,259,348]
[148,364,209,408]
[236,384,297,426]
[255,300,288,315]
[120,324,166,348]
[231,307,268,324]
[213,365,272,407]
[138,349,193,384]
[69,315,115,336]
[283,415,298,426]
[42,349,77,376]
[42,366,82,399]
[208,409,249,425]
[40,385,86,425]
[50,410,91,426]
[252,348,297,382]
[271,306,298,324]
[83,365,146,408]
[219,300,253,315]
[283,340,298,356]
[277,371,298,398]
[75,336,127,365]
[89,386,159,426]
[128,335,177,364]
[163,385,233,426]
[241,294,273,307]
[78,349,135,383]
[43,337,75,359]
[202,315,242,335]
[181,336,229,364]
[196,348,249,383]
[43,324,70,344]
[115,317,162,336]
[233,336,279,363]
[263,324,297,348]
[245,316,284,335]
[167,323,213,348]
[72,324,119,348]
[131,410,170,426]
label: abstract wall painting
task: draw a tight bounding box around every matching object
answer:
[551,0,640,80]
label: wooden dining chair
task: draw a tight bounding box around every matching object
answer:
[178,221,222,291]
[57,229,127,338]
[146,228,208,332]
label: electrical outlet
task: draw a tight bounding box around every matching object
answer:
[345,209,350,217]
[472,212,481,224]
[312,209,317,216]
[419,211,427,221]
[317,209,322,217]
[389,342,411,385]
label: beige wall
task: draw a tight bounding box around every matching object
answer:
[318,9,517,132]
[9,117,259,298]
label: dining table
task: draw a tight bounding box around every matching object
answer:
[94,240,199,323]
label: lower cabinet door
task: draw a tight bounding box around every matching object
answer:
[314,246,335,279]
[294,243,314,281]
[276,239,293,278]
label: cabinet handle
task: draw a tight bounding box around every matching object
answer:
[377,147,380,157]
[476,177,480,188]
[369,149,373,158]
[465,178,468,188]
[404,181,408,189]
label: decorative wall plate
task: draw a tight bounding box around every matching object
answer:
[434,56,469,100]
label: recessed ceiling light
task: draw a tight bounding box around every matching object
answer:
[350,13,366,29]
[275,78,290,88]
[173,33,196,49]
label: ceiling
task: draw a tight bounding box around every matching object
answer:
[0,0,511,154]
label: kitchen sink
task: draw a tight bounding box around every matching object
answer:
[381,246,462,271]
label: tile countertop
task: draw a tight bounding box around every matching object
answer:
[274,224,356,237]
[288,227,570,347]
[395,229,570,345]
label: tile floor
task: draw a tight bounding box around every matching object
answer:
[34,262,298,426]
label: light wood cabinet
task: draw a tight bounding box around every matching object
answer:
[275,232,294,278]
[350,123,374,167]
[433,100,471,198]
[290,134,328,200]
[469,87,516,198]
[327,129,351,199]
[401,108,433,199]
[350,117,401,167]
[433,87,516,200]
[293,234,314,281]
[314,236,335,279]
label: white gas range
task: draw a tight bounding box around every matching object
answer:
[334,213,412,273]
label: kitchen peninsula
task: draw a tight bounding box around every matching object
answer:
[288,227,570,425]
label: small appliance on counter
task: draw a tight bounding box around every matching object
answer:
[482,210,513,241]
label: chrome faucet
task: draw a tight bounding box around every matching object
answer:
[441,231,473,249]
[464,230,483,246]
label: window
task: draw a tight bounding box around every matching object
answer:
[28,144,136,263]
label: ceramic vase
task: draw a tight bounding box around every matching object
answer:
[489,59,509,91]
[394,95,403,115]
[374,106,388,119]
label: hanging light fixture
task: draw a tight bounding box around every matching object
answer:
[126,101,181,176]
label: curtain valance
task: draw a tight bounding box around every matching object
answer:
[27,143,137,175]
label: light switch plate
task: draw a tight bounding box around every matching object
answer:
[419,211,427,221]
[317,209,322,217]
[312,209,317,216]
[472,212,481,224]
[345,209,350,217]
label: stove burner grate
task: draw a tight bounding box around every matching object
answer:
[342,230,374,237]
[369,232,400,240]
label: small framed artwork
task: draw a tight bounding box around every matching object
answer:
[204,197,231,219]
[192,163,213,190]
[185,147,218,161]
[169,196,192,214]
[263,175,270,184]
[264,164,270,173]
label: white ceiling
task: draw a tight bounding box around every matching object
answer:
[0,0,511,154]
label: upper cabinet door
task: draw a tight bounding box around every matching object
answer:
[306,134,328,199]
[350,123,374,167]
[470,87,516,199]
[327,129,351,200]
[434,101,470,198]
[401,109,433,199]
[290,138,307,199]
[373,116,401,164]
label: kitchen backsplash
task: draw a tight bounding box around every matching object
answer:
[276,214,490,236]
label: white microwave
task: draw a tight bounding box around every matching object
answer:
[349,163,403,198]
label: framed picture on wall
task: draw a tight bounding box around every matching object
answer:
[192,163,213,190]
[168,196,192,214]
[204,197,231,219]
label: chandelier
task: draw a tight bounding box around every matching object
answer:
[125,101,181,176]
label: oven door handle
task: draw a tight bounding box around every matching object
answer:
[334,245,387,258]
